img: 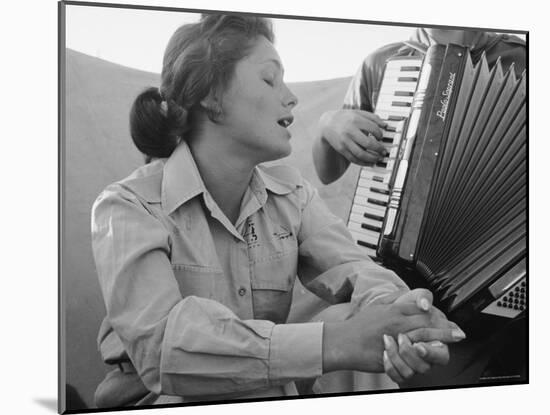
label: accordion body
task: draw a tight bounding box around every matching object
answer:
[347,44,527,333]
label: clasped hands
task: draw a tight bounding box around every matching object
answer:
[321,288,465,384]
[370,288,465,384]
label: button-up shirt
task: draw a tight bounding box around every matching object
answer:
[91,141,407,401]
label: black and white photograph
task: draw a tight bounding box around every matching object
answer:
[53,0,535,413]
[58,0,529,413]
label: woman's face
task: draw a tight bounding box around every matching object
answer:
[217,36,298,164]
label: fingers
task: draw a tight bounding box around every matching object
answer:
[383,350,405,384]
[415,341,450,366]
[393,301,432,316]
[322,110,391,166]
[406,327,467,344]
[343,139,384,166]
[397,333,431,374]
[394,288,433,312]
[383,334,414,382]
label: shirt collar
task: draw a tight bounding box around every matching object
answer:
[162,142,300,215]
[162,141,205,214]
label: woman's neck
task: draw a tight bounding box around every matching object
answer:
[188,132,256,225]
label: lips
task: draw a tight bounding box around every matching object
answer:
[277,115,294,128]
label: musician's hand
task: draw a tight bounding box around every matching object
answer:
[318,109,389,166]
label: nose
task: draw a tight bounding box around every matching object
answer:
[283,84,298,108]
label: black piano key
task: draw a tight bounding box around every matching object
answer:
[361,223,382,232]
[382,137,394,144]
[370,187,390,196]
[376,161,388,168]
[397,76,418,82]
[400,66,421,72]
[367,198,388,207]
[372,176,384,182]
[392,101,412,107]
[364,212,385,222]
[384,125,397,132]
[394,91,415,97]
[357,240,378,250]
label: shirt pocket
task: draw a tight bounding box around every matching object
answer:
[171,264,223,301]
[250,247,298,324]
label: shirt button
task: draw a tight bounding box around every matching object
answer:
[238,287,247,296]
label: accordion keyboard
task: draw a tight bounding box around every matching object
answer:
[348,57,423,257]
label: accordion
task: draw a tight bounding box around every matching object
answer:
[347,44,527,333]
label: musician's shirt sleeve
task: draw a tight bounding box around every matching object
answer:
[296,179,409,309]
[91,185,323,398]
[342,42,408,112]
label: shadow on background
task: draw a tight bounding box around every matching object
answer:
[34,398,57,413]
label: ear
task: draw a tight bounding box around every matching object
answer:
[199,89,220,110]
[200,89,224,121]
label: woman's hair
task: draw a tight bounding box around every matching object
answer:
[130,14,274,161]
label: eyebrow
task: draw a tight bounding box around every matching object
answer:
[261,59,285,76]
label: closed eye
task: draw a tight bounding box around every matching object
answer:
[264,79,274,87]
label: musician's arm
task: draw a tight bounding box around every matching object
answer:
[312,56,382,185]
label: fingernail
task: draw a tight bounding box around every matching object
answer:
[452,329,466,340]
[383,350,389,363]
[419,298,430,311]
[383,334,391,349]
[430,341,444,347]
[398,333,404,347]
[415,343,428,357]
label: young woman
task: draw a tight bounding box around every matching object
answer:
[91,14,464,407]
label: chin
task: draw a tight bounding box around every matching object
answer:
[275,140,292,159]
[263,141,292,163]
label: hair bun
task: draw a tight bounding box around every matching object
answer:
[130,87,186,160]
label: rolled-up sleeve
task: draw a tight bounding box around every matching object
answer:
[296,181,409,309]
[91,186,323,398]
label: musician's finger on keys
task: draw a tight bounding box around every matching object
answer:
[353,132,389,157]
[344,139,382,166]
[351,116,385,141]
[355,110,388,128]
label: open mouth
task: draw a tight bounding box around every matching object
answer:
[277,116,294,128]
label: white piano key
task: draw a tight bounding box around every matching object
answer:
[377,94,415,104]
[378,80,419,90]
[357,177,390,192]
[360,169,391,183]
